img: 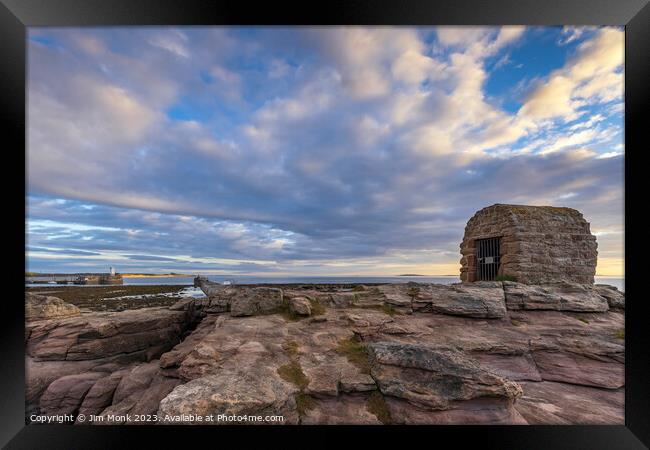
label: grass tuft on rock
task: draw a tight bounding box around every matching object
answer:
[279,302,301,322]
[295,393,316,417]
[309,299,326,316]
[280,310,300,322]
[510,319,522,327]
[614,329,625,339]
[367,391,392,424]
[336,335,371,374]
[277,360,309,390]
[381,303,400,316]
[406,286,420,297]
[283,339,300,358]
[577,317,590,324]
[495,274,517,282]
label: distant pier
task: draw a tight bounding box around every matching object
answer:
[26,272,123,285]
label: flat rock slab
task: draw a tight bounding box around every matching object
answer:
[301,394,382,425]
[386,396,527,425]
[376,285,413,312]
[26,307,192,362]
[157,369,299,424]
[367,342,522,410]
[25,283,625,425]
[230,287,284,317]
[471,352,542,381]
[413,282,506,318]
[531,350,624,389]
[515,381,624,424]
[504,282,609,312]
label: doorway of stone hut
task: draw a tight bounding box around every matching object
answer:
[476,237,501,281]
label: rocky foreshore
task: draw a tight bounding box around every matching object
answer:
[25,279,625,425]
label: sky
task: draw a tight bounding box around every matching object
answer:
[26,26,624,277]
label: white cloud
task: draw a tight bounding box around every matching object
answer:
[26,27,624,276]
[437,26,492,48]
[520,27,623,122]
[558,26,587,45]
[148,30,190,58]
[210,65,242,99]
[538,129,600,155]
[354,115,390,148]
[596,151,623,159]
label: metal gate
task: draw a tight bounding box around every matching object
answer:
[476,237,501,281]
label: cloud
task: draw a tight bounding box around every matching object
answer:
[519,27,623,122]
[558,26,587,45]
[148,29,190,58]
[26,27,624,276]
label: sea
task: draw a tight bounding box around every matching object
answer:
[26,275,625,292]
[125,275,625,291]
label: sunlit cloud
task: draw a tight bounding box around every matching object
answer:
[26,26,624,276]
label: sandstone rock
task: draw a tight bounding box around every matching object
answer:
[301,395,381,425]
[377,284,413,312]
[289,297,312,316]
[95,392,146,424]
[412,282,506,318]
[26,293,81,322]
[112,361,160,404]
[230,287,284,317]
[326,292,359,308]
[169,297,209,311]
[504,282,609,312]
[77,369,128,417]
[594,284,625,309]
[344,310,393,328]
[39,372,105,415]
[386,396,527,425]
[301,356,375,398]
[515,381,624,424]
[176,314,289,381]
[157,368,299,424]
[159,315,220,370]
[471,352,542,381]
[367,342,522,410]
[304,288,383,309]
[26,307,192,362]
[339,368,376,393]
[26,358,100,413]
[303,363,339,397]
[25,282,626,425]
[531,350,623,389]
[129,377,181,416]
[97,375,181,423]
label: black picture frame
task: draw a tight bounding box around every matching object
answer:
[2,0,648,448]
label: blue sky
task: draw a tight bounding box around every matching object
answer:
[26,26,624,276]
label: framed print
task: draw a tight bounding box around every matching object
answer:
[2,0,648,448]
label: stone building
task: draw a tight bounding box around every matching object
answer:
[460,204,598,284]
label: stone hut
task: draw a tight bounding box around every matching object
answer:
[459,204,597,284]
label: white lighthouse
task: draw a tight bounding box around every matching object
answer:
[110,266,115,276]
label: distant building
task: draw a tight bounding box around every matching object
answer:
[74,268,123,285]
[460,204,598,284]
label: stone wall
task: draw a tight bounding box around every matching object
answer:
[460,204,597,284]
